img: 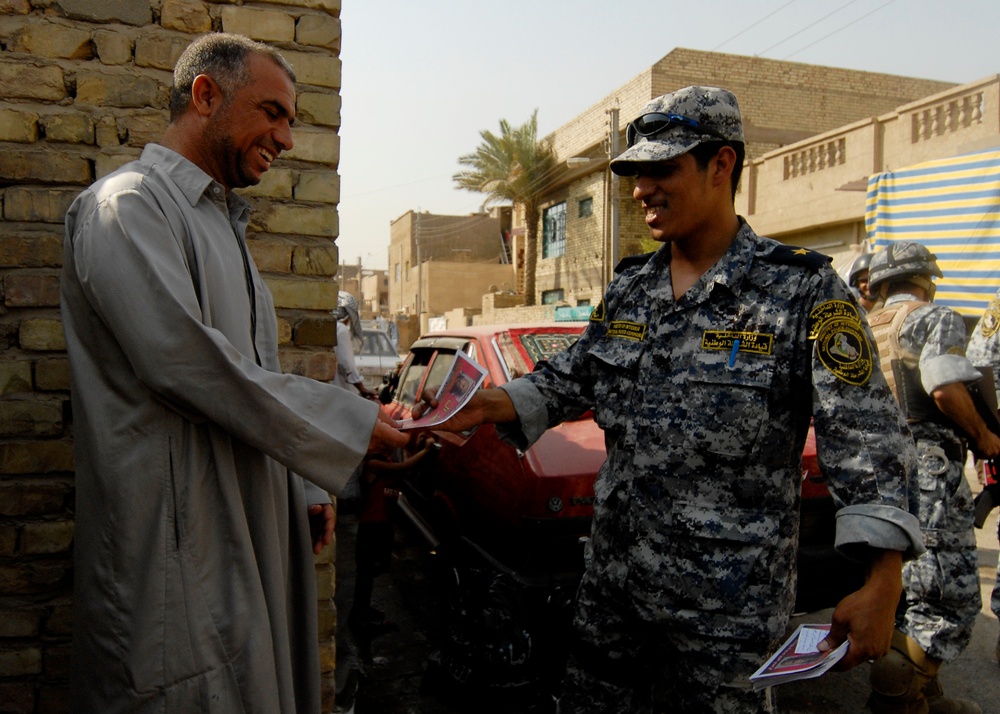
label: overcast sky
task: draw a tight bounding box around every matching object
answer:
[335,0,999,270]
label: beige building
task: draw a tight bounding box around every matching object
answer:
[517,48,957,310]
[388,207,515,329]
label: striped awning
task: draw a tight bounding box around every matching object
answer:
[865,147,1000,316]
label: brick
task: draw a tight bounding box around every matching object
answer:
[93,28,132,65]
[0,361,32,395]
[0,480,69,515]
[4,188,80,224]
[45,603,73,636]
[259,0,340,12]
[316,602,336,638]
[160,0,211,34]
[277,348,336,381]
[96,152,136,178]
[276,316,292,345]
[292,243,338,276]
[0,683,35,714]
[238,168,293,200]
[0,440,74,474]
[282,49,341,90]
[0,396,64,437]
[0,0,31,13]
[0,108,39,143]
[247,238,293,273]
[38,686,70,714]
[133,33,190,72]
[296,92,340,128]
[314,566,334,599]
[20,318,66,351]
[0,61,65,102]
[318,638,335,672]
[282,128,339,165]
[35,358,71,392]
[75,71,164,109]
[0,561,71,595]
[44,642,71,678]
[13,20,93,59]
[295,170,339,203]
[4,273,61,307]
[95,114,121,147]
[221,6,295,43]
[22,520,74,555]
[0,524,15,556]
[293,317,335,347]
[256,203,338,237]
[296,14,341,51]
[0,149,90,185]
[0,607,40,637]
[42,112,95,144]
[0,647,41,675]
[265,276,338,310]
[53,0,152,25]
[0,233,63,268]
[122,112,168,148]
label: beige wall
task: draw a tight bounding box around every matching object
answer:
[0,2,344,711]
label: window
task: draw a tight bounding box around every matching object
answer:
[394,263,401,283]
[578,197,593,218]
[541,289,565,305]
[542,202,566,259]
[577,299,590,307]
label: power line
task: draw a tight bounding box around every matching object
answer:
[781,0,899,60]
[755,0,860,56]
[712,0,800,52]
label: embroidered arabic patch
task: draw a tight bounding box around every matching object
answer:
[810,300,872,385]
[702,330,774,356]
[607,320,646,341]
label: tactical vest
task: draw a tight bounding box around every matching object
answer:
[867,300,925,403]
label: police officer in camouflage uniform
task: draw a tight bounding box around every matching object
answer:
[966,287,1000,666]
[865,243,1000,714]
[850,252,877,313]
[421,86,923,713]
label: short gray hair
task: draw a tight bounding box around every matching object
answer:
[169,33,295,121]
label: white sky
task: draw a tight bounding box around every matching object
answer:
[336,0,999,270]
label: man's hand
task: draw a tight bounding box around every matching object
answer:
[307,503,334,555]
[367,409,409,454]
[820,548,902,669]
[412,388,516,433]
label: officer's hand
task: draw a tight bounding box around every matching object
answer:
[821,548,902,670]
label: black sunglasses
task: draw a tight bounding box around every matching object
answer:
[625,112,726,148]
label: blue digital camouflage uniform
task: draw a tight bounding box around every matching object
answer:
[499,222,923,713]
[868,292,982,663]
[966,289,1000,623]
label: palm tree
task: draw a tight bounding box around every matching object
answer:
[454,110,556,306]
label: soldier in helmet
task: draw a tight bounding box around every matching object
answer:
[865,242,1000,714]
[419,86,923,713]
[850,251,877,313]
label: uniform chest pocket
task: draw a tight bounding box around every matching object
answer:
[586,337,644,430]
[681,352,775,458]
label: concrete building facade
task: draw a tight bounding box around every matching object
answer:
[0,2,345,711]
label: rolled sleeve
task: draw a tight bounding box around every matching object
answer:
[920,353,982,393]
[496,379,550,449]
[834,504,925,561]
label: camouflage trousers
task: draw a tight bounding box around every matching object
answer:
[898,436,981,662]
[557,568,776,714]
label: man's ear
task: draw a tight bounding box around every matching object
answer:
[711,145,737,187]
[190,74,223,118]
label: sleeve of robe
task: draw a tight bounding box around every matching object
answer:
[65,184,378,495]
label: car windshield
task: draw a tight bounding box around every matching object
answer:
[361,330,397,357]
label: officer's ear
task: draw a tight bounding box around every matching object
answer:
[711,145,737,187]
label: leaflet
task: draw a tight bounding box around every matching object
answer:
[398,350,488,430]
[749,624,848,690]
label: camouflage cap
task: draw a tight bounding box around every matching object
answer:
[610,86,745,177]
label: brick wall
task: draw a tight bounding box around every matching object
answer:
[0,1,344,712]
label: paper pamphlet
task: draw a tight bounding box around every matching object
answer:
[398,350,488,430]
[749,624,848,690]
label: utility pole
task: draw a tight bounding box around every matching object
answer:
[414,212,423,332]
[607,107,620,283]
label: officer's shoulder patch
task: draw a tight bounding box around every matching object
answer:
[760,244,832,271]
[614,251,654,274]
[590,298,606,322]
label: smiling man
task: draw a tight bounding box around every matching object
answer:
[423,86,924,713]
[61,33,407,713]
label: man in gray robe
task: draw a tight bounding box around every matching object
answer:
[60,33,407,713]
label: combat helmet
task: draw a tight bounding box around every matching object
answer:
[848,252,873,288]
[867,242,942,300]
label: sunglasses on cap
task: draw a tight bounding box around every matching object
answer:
[625,112,726,149]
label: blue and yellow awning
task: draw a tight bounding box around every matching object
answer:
[865,147,1000,316]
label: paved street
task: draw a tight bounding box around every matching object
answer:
[341,465,1000,713]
